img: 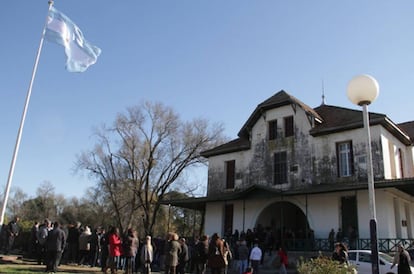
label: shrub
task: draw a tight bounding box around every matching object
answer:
[297,256,357,274]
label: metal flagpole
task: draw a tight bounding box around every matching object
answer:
[0,0,54,225]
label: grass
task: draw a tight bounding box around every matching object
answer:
[0,256,103,273]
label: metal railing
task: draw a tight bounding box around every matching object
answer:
[281,238,414,253]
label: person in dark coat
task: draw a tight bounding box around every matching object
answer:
[177,238,189,274]
[5,216,20,254]
[193,235,209,274]
[124,228,139,274]
[331,242,349,265]
[45,221,66,273]
[165,232,182,274]
[391,244,412,274]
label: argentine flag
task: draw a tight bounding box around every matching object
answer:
[45,7,101,72]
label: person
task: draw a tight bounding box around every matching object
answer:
[249,240,262,274]
[332,242,349,265]
[328,229,335,251]
[29,221,39,257]
[336,228,344,243]
[223,239,232,274]
[78,226,92,265]
[100,227,110,272]
[277,247,288,274]
[141,235,154,274]
[391,244,412,274]
[238,240,249,274]
[89,227,101,267]
[5,216,20,254]
[105,226,122,274]
[124,228,139,274]
[165,232,182,274]
[45,221,66,273]
[37,219,52,265]
[177,238,189,274]
[67,222,81,264]
[193,234,208,274]
[207,233,226,274]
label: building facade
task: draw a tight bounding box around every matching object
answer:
[173,90,414,250]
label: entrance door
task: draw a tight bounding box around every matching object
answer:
[341,196,358,248]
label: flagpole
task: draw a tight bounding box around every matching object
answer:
[0,0,54,226]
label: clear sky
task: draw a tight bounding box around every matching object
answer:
[1,1,414,199]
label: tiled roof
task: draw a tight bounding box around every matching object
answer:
[398,121,414,140]
[200,91,413,158]
[200,137,250,157]
[310,104,385,135]
[311,104,411,145]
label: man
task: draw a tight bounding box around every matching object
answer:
[391,244,412,274]
[37,219,52,265]
[45,221,66,273]
[193,235,209,274]
[249,240,262,274]
[66,222,81,264]
[5,216,20,254]
[177,238,189,274]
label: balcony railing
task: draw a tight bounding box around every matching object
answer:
[281,238,414,253]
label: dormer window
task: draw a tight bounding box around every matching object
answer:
[284,116,294,137]
[268,120,278,140]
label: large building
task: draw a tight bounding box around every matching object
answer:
[173,90,414,250]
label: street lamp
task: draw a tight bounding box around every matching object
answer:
[347,74,380,274]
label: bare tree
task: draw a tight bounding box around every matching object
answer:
[76,101,225,234]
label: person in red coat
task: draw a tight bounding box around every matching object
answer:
[104,227,122,274]
[277,247,288,274]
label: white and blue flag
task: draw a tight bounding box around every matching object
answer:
[45,7,101,72]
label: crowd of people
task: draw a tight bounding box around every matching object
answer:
[0,217,295,274]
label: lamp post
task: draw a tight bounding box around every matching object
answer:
[347,74,380,274]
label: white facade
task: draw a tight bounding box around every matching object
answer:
[201,91,414,249]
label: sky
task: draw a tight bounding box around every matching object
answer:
[1,1,414,199]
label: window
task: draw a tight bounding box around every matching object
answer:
[337,141,354,177]
[225,160,235,189]
[284,116,294,137]
[268,120,277,140]
[273,152,287,184]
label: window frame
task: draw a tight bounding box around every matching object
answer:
[336,141,354,177]
[225,160,235,189]
[273,151,288,185]
[284,116,294,137]
[268,119,278,140]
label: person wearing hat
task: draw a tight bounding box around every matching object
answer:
[391,244,412,274]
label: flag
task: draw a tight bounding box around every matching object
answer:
[45,6,101,72]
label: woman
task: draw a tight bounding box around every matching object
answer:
[141,235,154,274]
[332,242,349,265]
[207,233,226,274]
[164,232,181,274]
[277,247,288,274]
[78,226,92,266]
[105,227,122,274]
[123,228,139,274]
